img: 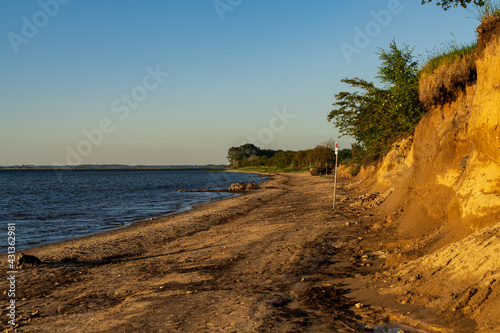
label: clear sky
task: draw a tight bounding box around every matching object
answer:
[0,0,480,166]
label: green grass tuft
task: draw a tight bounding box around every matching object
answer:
[472,0,500,22]
[420,40,477,77]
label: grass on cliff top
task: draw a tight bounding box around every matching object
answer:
[419,40,477,106]
[420,41,477,77]
[420,0,500,77]
[474,0,500,22]
[419,1,500,78]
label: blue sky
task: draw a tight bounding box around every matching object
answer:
[0,0,480,165]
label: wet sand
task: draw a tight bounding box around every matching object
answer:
[1,173,474,332]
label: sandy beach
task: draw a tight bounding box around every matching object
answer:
[1,173,475,332]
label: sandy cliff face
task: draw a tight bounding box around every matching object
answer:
[357,18,500,331]
[361,18,500,253]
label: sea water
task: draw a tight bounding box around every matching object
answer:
[0,169,264,252]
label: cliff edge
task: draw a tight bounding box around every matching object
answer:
[355,17,500,332]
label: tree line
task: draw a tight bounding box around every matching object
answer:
[227,142,351,172]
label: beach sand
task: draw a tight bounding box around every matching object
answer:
[1,173,474,332]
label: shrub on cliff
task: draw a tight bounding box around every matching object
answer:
[328,40,426,161]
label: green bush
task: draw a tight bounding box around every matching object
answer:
[327,40,426,164]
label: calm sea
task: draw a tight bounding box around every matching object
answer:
[1,169,265,252]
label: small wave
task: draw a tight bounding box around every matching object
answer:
[1,170,266,252]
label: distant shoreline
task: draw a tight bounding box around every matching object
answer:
[0,164,228,170]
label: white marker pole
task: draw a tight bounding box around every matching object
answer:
[333,142,338,210]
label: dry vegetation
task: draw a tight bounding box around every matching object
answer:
[419,51,477,106]
[419,4,500,107]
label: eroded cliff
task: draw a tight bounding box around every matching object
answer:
[360,17,500,253]
[356,17,500,332]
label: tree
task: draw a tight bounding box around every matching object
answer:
[304,146,335,170]
[293,150,309,169]
[319,138,336,150]
[327,40,425,160]
[337,148,352,164]
[268,151,295,168]
[328,77,391,159]
[227,144,260,168]
[227,143,278,168]
[421,0,485,10]
[377,41,423,134]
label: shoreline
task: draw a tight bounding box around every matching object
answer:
[0,173,474,332]
[1,170,268,255]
